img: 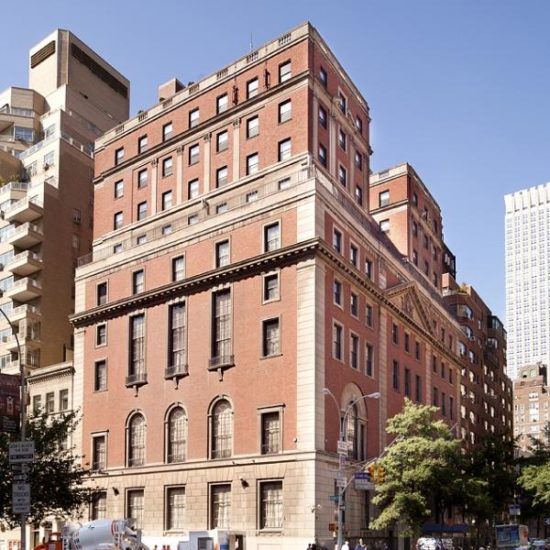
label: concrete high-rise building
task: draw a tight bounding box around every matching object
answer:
[370,163,513,448]
[0,29,128,549]
[73,23,463,550]
[505,183,550,380]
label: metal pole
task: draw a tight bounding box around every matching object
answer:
[0,308,27,550]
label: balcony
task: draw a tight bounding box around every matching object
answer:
[125,372,147,387]
[5,278,41,302]
[4,196,43,223]
[3,332,39,352]
[7,223,43,249]
[165,362,189,380]
[8,304,41,324]
[6,251,42,276]
[0,182,29,203]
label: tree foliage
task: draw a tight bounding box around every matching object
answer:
[369,399,464,537]
[0,410,92,529]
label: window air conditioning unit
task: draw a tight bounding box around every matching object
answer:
[43,163,50,171]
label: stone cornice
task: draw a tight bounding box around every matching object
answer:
[27,365,75,384]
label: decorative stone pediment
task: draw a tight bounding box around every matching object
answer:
[385,281,433,334]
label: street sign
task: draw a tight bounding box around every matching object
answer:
[12,473,27,482]
[9,441,35,464]
[337,441,350,455]
[339,454,347,468]
[12,483,30,514]
[508,504,521,516]
[354,471,375,491]
[329,495,339,503]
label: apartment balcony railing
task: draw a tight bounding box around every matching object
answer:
[8,304,41,324]
[0,181,29,203]
[165,363,189,379]
[125,371,147,387]
[4,196,43,224]
[208,355,235,370]
[6,251,42,276]
[5,277,42,302]
[7,222,43,249]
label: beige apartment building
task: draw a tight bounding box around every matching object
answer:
[0,29,128,550]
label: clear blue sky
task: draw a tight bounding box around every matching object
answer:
[2,0,549,321]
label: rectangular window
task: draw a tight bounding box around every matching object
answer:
[338,165,347,187]
[415,341,420,360]
[338,129,347,151]
[433,386,439,406]
[319,66,328,87]
[166,487,186,531]
[338,92,347,113]
[92,435,106,470]
[46,392,54,414]
[432,355,437,373]
[333,228,342,253]
[217,94,228,114]
[365,343,373,377]
[279,61,291,83]
[415,375,422,402]
[392,323,399,345]
[278,138,291,162]
[132,270,144,294]
[129,315,145,378]
[97,282,107,306]
[162,191,173,210]
[32,395,41,413]
[210,484,231,529]
[278,100,292,123]
[259,481,283,530]
[189,108,200,128]
[263,273,279,302]
[392,360,400,391]
[350,244,358,267]
[138,135,148,154]
[442,392,447,416]
[216,240,230,268]
[247,78,259,99]
[354,151,363,170]
[188,144,199,165]
[247,116,259,138]
[379,219,390,232]
[216,202,228,214]
[261,412,280,454]
[163,122,173,141]
[113,212,123,230]
[96,324,107,346]
[350,334,359,369]
[404,333,410,353]
[216,166,228,187]
[91,492,107,520]
[212,290,232,362]
[94,360,107,391]
[264,222,280,252]
[262,318,280,357]
[319,105,327,128]
[449,396,454,420]
[137,169,148,188]
[379,190,390,207]
[365,259,373,279]
[278,177,291,190]
[333,280,342,306]
[350,292,359,317]
[188,179,199,199]
[115,147,124,165]
[333,323,343,360]
[404,368,411,397]
[162,157,173,177]
[127,490,144,530]
[366,304,373,327]
[246,190,258,203]
[137,201,147,221]
[162,225,172,236]
[318,143,327,167]
[355,116,363,134]
[172,256,185,282]
[59,389,69,411]
[216,131,228,152]
[188,213,198,225]
[169,303,187,372]
[114,180,124,198]
[246,153,259,175]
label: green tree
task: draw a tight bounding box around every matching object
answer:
[0,410,93,529]
[369,399,466,537]
[518,462,550,506]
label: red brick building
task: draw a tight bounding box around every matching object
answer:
[73,23,462,549]
[370,163,513,449]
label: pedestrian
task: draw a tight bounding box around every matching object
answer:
[342,541,351,550]
[355,538,367,550]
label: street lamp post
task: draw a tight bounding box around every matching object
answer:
[0,309,27,550]
[323,388,380,550]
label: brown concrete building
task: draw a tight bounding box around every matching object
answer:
[73,23,462,549]
[0,29,128,550]
[369,163,513,449]
[513,363,550,453]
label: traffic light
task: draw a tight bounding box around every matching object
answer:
[367,465,375,482]
[377,465,385,483]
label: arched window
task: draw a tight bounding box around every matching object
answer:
[345,403,365,461]
[211,399,232,459]
[128,413,146,467]
[167,406,187,463]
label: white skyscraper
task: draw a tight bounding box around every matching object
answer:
[505,183,550,380]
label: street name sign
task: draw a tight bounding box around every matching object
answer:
[354,471,374,491]
[9,441,34,463]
